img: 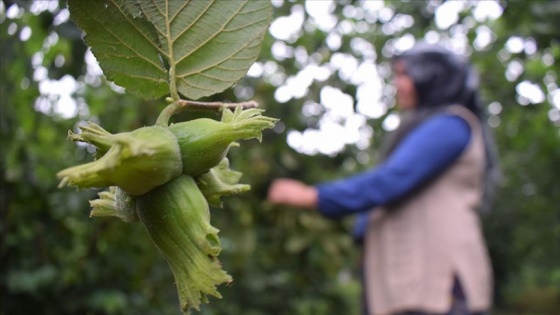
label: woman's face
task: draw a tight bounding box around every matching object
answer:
[393,60,418,110]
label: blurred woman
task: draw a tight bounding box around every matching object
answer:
[267,43,500,315]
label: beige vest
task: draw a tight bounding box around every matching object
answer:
[364,105,493,314]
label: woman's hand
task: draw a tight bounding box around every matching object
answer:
[267,178,318,210]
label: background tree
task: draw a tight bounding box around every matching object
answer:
[1,0,559,314]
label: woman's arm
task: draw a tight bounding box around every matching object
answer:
[267,114,471,218]
[267,178,318,209]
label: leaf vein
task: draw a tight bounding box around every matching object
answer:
[169,0,190,23]
[111,0,164,56]
[196,72,237,82]
[170,0,214,43]
[177,77,218,92]
[221,16,271,33]
[109,71,167,83]
[175,33,261,79]
[88,31,163,72]
[173,1,246,65]
[148,0,169,40]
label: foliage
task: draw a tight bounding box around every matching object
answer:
[67,0,271,100]
[1,1,559,315]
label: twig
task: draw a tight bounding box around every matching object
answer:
[176,99,258,110]
[156,99,259,127]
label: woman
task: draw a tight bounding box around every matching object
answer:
[267,43,499,315]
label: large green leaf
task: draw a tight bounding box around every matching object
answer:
[68,0,169,99]
[68,0,272,100]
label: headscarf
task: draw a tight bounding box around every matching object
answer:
[380,42,501,212]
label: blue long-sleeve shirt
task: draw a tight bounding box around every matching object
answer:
[315,114,472,240]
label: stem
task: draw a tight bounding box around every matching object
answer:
[156,100,259,127]
[165,1,180,101]
[156,102,180,127]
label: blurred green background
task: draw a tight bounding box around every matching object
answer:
[1,0,559,314]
